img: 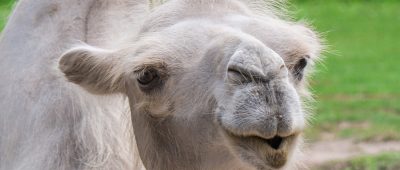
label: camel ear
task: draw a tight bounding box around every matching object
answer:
[59,45,125,94]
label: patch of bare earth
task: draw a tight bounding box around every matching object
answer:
[304,139,400,166]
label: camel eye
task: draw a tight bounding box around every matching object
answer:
[292,58,308,81]
[137,69,161,91]
[138,70,156,84]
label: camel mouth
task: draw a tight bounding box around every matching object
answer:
[222,130,298,169]
[246,135,292,151]
[244,135,296,168]
[264,136,284,150]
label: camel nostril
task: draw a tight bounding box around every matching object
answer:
[265,136,283,150]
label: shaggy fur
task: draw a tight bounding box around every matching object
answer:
[0,0,322,170]
[0,0,147,169]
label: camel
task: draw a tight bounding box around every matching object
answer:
[0,0,322,170]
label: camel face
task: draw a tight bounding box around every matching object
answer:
[131,18,315,169]
[58,1,321,169]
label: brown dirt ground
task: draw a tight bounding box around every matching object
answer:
[304,139,400,166]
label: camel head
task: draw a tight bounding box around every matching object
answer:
[58,0,321,169]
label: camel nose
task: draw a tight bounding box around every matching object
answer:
[220,41,304,144]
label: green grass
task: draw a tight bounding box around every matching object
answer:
[315,152,400,170]
[0,1,13,30]
[293,1,400,141]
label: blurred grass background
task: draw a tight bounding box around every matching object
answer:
[0,0,13,29]
[318,152,400,170]
[293,1,400,169]
[1,0,399,169]
[293,0,400,142]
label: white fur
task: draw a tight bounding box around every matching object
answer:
[0,0,147,169]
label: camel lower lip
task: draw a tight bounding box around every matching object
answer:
[223,130,298,169]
